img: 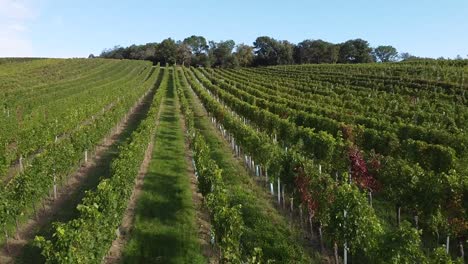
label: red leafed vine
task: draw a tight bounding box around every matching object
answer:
[348,145,380,192]
[294,165,318,216]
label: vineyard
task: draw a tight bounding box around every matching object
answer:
[0,58,466,263]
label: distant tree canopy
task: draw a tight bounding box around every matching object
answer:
[294,39,339,64]
[155,38,177,66]
[373,45,399,62]
[210,40,237,68]
[234,44,254,67]
[253,36,294,66]
[98,36,409,67]
[338,39,374,63]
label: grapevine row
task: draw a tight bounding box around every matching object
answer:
[35,66,166,263]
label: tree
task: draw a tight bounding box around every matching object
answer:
[141,43,157,61]
[88,54,95,59]
[100,45,126,59]
[210,40,238,68]
[277,40,295,65]
[338,39,374,63]
[400,52,416,61]
[294,39,339,64]
[253,36,279,66]
[176,42,192,66]
[183,35,208,55]
[234,44,254,67]
[373,45,398,62]
[253,36,294,66]
[183,35,210,67]
[155,38,177,66]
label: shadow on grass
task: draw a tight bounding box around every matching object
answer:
[122,69,205,264]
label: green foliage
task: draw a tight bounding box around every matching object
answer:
[376,221,427,264]
[184,63,467,262]
[176,67,244,262]
[253,36,294,66]
[210,40,238,68]
[183,35,209,55]
[155,38,178,66]
[235,44,254,67]
[374,45,399,62]
[326,183,382,254]
[429,247,464,264]
[338,38,374,63]
[0,60,158,241]
[294,39,339,64]
[34,66,165,263]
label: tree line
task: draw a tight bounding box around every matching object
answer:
[94,35,408,67]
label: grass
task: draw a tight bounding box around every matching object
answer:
[182,70,321,263]
[122,69,205,264]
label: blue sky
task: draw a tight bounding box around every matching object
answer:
[0,0,467,58]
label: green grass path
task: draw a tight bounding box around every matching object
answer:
[122,69,205,264]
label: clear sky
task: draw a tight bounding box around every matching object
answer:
[0,0,467,58]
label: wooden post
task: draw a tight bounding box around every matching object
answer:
[344,210,348,264]
[459,240,464,259]
[282,185,285,209]
[85,150,88,163]
[277,177,281,205]
[309,215,314,239]
[334,242,339,264]
[19,155,24,172]
[15,218,20,239]
[319,223,324,252]
[4,227,9,253]
[446,235,450,254]
[53,175,57,200]
[32,202,38,220]
[397,206,401,227]
[344,241,348,264]
[299,205,303,227]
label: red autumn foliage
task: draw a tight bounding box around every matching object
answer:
[348,145,380,192]
[294,165,318,216]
